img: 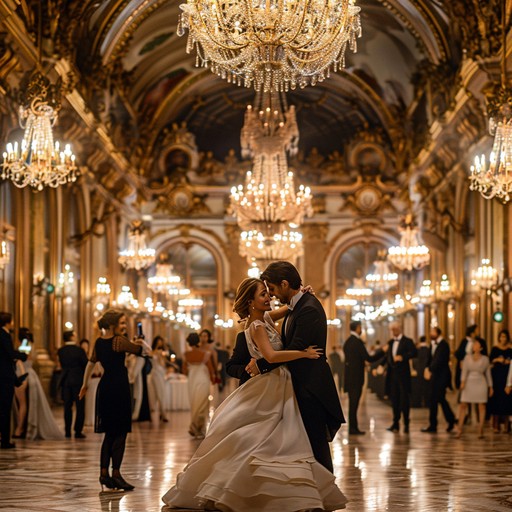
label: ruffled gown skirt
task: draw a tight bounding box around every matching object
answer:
[162,367,346,511]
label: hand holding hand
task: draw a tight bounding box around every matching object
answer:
[305,345,322,359]
[393,355,403,362]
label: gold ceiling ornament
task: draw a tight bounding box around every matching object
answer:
[469,0,512,203]
[118,221,156,270]
[230,91,312,263]
[1,70,78,191]
[365,250,398,293]
[177,0,362,92]
[387,214,430,272]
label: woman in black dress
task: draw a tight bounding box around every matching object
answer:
[79,310,145,491]
[489,329,512,433]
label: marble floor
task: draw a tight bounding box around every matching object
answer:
[1,390,512,512]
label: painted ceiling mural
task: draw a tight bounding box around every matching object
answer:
[0,0,509,229]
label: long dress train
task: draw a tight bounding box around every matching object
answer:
[163,313,347,512]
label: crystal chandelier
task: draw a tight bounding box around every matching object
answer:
[419,279,434,304]
[469,0,512,203]
[0,239,9,270]
[437,273,452,298]
[147,255,181,294]
[118,221,156,270]
[231,91,312,264]
[366,251,398,292]
[387,215,430,271]
[471,258,498,290]
[177,0,362,92]
[239,222,303,264]
[94,277,111,312]
[1,71,78,191]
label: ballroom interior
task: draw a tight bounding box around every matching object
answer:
[1,0,512,510]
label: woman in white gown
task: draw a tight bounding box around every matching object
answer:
[163,278,347,511]
[148,335,170,423]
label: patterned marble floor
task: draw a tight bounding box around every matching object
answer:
[1,389,512,512]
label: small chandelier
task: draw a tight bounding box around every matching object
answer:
[177,0,362,92]
[94,277,111,312]
[471,258,498,291]
[147,255,181,294]
[437,274,452,298]
[118,221,156,270]
[469,0,512,203]
[388,215,430,271]
[419,279,434,304]
[0,238,9,270]
[1,71,78,191]
[366,250,398,292]
[239,222,303,265]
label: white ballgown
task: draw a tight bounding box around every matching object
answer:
[187,351,212,437]
[162,313,347,512]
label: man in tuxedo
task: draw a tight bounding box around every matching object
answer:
[384,322,417,433]
[0,312,27,449]
[226,331,252,385]
[421,326,456,433]
[343,320,386,435]
[245,261,344,473]
[58,330,88,438]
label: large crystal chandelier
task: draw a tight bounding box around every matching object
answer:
[118,221,156,270]
[231,91,312,264]
[147,255,182,294]
[387,215,430,271]
[1,71,78,191]
[366,250,398,292]
[469,0,512,203]
[471,258,498,291]
[177,0,362,92]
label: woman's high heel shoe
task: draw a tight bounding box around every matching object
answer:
[111,476,135,491]
[99,476,116,491]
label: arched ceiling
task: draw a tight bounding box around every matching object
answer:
[62,0,455,166]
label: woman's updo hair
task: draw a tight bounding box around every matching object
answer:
[98,309,125,331]
[186,332,200,347]
[233,278,262,320]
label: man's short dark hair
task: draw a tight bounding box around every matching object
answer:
[260,261,302,289]
[433,326,442,336]
[63,330,75,342]
[466,324,478,337]
[0,312,12,328]
[350,320,361,332]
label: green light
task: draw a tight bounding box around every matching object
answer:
[493,311,504,323]
[46,283,55,294]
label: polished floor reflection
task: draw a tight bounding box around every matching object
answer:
[1,390,512,511]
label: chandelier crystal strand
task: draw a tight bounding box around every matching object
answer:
[147,257,181,294]
[366,251,398,292]
[1,71,78,191]
[387,215,430,271]
[178,0,362,92]
[118,222,156,270]
[471,258,498,290]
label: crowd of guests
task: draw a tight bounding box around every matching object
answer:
[334,321,512,439]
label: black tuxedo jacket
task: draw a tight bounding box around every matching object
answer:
[427,338,452,389]
[58,344,88,388]
[384,335,417,393]
[343,334,385,392]
[0,328,27,383]
[241,293,344,439]
[226,331,252,385]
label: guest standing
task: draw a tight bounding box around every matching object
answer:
[384,322,417,433]
[455,338,493,438]
[422,326,456,433]
[79,309,146,491]
[182,332,216,438]
[0,312,27,449]
[58,330,88,438]
[413,335,431,407]
[148,335,169,423]
[328,345,344,394]
[343,320,386,435]
[489,329,512,433]
[455,324,487,390]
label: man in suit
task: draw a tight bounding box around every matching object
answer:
[343,320,386,435]
[384,322,417,433]
[421,326,456,433]
[245,261,344,473]
[0,312,27,449]
[328,345,344,394]
[58,330,88,438]
[226,331,252,385]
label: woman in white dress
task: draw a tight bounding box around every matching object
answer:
[162,278,347,511]
[183,332,216,438]
[148,335,170,423]
[456,338,493,438]
[14,331,63,441]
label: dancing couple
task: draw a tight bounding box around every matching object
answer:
[163,261,347,511]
